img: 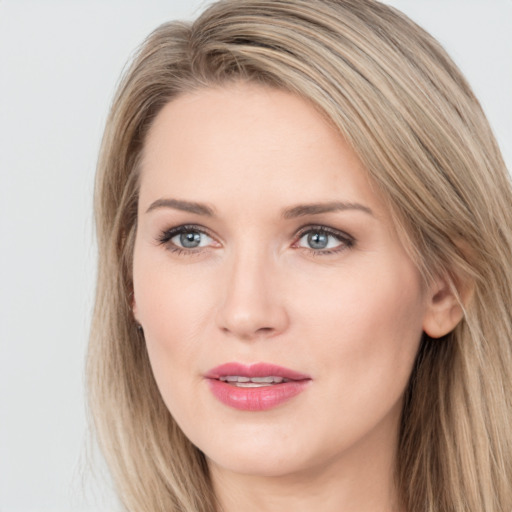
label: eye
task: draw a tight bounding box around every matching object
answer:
[172,230,212,249]
[157,225,217,252]
[295,227,354,253]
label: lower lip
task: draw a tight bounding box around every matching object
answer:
[207,379,310,411]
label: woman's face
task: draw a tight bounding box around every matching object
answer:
[133,83,431,479]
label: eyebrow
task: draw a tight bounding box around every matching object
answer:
[282,201,373,219]
[146,198,215,216]
[145,198,373,219]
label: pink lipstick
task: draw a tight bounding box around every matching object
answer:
[205,362,311,411]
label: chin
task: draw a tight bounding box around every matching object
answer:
[197,427,327,479]
[206,448,309,478]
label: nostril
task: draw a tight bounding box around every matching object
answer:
[256,327,275,334]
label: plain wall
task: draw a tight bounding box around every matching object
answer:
[0,1,510,511]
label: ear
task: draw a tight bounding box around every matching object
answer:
[422,274,470,339]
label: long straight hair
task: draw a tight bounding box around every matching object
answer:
[88,1,512,511]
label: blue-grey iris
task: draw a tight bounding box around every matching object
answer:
[180,231,202,248]
[308,232,328,249]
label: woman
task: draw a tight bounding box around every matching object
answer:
[87,1,512,511]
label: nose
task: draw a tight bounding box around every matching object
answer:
[216,248,289,340]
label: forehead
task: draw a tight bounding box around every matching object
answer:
[139,83,382,215]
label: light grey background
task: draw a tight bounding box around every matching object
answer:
[0,1,510,511]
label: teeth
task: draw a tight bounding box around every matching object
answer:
[225,376,249,382]
[252,377,277,383]
[219,376,287,385]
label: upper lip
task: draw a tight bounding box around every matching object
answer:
[205,362,311,381]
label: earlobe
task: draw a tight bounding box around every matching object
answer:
[131,294,144,332]
[422,274,470,339]
[131,291,139,321]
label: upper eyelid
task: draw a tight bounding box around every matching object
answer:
[160,224,214,238]
[295,224,354,240]
[159,223,352,235]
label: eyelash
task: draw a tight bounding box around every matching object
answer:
[156,224,215,256]
[156,224,355,256]
[295,225,355,255]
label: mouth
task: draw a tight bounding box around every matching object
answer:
[205,362,311,411]
[218,375,291,387]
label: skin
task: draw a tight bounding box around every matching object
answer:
[132,83,462,512]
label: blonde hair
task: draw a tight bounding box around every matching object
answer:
[87,1,512,511]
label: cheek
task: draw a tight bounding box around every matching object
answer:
[281,261,425,453]
[132,247,215,391]
[133,241,215,334]
[297,260,425,395]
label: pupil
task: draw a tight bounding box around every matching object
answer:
[180,231,201,248]
[308,232,328,249]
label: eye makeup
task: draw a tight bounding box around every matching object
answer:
[155,222,356,257]
[293,225,355,255]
